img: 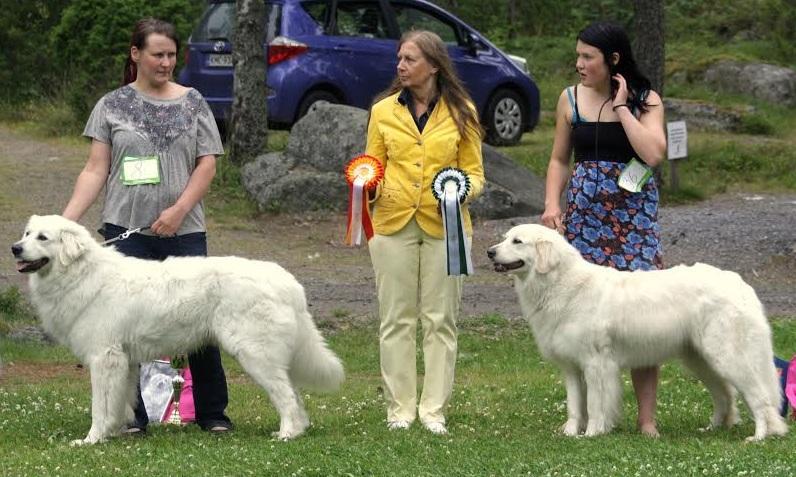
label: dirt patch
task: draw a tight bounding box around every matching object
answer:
[0,361,87,385]
[1,125,794,325]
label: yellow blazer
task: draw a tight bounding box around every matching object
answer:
[366,92,484,239]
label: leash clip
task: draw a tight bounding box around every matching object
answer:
[100,226,150,246]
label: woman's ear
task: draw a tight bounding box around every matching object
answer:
[131,46,140,63]
[610,52,620,67]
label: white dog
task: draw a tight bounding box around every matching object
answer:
[12,215,344,445]
[487,224,787,441]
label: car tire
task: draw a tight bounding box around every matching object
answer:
[297,90,340,122]
[484,89,526,146]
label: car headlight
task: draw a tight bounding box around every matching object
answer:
[507,54,530,76]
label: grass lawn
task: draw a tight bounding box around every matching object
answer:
[2,316,796,477]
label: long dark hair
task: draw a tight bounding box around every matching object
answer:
[374,30,481,137]
[577,21,653,112]
[123,18,180,85]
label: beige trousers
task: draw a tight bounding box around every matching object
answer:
[368,218,463,424]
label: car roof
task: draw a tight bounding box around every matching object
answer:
[207,0,442,6]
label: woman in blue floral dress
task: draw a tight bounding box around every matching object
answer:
[542,21,667,436]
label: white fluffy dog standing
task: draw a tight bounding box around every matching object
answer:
[11,215,344,445]
[487,224,787,441]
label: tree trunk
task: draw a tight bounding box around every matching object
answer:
[633,0,666,186]
[228,0,268,165]
[632,0,665,95]
[507,0,518,40]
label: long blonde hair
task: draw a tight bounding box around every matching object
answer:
[375,30,481,137]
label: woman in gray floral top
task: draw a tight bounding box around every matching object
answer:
[62,17,232,435]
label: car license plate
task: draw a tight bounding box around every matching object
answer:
[207,54,232,67]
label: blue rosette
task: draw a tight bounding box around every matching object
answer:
[431,167,473,276]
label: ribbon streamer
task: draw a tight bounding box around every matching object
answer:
[344,155,384,246]
[432,168,473,276]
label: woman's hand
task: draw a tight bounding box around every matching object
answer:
[151,205,188,237]
[612,73,629,107]
[541,206,565,234]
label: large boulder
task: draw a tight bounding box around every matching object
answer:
[663,98,752,132]
[475,144,545,218]
[703,61,796,107]
[242,103,544,218]
[286,103,368,173]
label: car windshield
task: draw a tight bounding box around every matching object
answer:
[192,1,281,42]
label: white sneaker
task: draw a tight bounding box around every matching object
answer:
[387,420,411,430]
[423,421,448,435]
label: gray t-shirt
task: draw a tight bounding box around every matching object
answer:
[83,85,224,235]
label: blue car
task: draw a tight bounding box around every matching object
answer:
[178,0,540,146]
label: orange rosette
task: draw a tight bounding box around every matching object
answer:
[345,154,384,189]
[344,155,384,246]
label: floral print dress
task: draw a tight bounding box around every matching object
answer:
[564,159,663,271]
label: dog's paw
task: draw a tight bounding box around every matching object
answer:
[584,420,609,437]
[271,429,303,441]
[69,437,101,446]
[560,419,582,436]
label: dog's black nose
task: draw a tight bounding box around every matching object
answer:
[11,244,22,257]
[486,248,496,259]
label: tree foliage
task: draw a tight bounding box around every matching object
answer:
[0,0,70,103]
[47,0,203,119]
[431,0,794,65]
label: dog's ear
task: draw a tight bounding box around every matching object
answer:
[58,229,86,267]
[534,239,559,274]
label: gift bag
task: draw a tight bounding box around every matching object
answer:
[140,359,196,424]
[140,360,178,422]
[786,355,796,420]
[774,356,791,417]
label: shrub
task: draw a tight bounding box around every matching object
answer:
[49,0,204,121]
[0,1,70,104]
[0,287,35,323]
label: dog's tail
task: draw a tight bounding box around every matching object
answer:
[289,306,345,393]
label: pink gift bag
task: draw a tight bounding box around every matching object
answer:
[786,355,796,420]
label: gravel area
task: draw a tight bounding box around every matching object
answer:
[1,125,794,326]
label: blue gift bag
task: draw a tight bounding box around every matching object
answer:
[774,356,790,417]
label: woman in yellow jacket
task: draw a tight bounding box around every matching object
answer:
[366,30,484,434]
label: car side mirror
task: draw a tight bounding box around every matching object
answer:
[466,32,485,56]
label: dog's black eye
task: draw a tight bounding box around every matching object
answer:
[512,238,522,244]
[37,234,48,241]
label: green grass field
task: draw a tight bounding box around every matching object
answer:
[2,317,796,477]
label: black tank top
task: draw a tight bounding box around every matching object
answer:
[568,85,642,164]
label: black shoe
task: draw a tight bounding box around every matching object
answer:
[200,420,233,433]
[120,425,147,436]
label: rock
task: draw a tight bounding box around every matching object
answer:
[257,170,345,212]
[7,325,54,344]
[473,144,545,218]
[663,98,751,132]
[240,151,294,198]
[703,61,796,106]
[242,102,544,218]
[286,104,368,173]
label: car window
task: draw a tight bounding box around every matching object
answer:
[336,2,389,39]
[302,1,329,27]
[392,3,459,44]
[192,1,281,42]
